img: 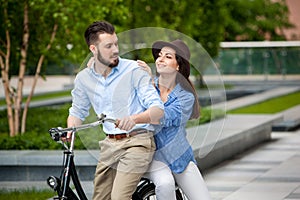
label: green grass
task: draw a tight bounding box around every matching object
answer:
[0,90,71,106]
[228,91,300,114]
[0,188,55,200]
[186,107,225,128]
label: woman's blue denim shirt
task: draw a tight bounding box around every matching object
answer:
[154,79,197,174]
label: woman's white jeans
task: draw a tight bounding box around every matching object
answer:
[145,160,211,200]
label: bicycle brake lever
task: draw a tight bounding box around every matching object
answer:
[97,113,107,123]
[97,113,118,125]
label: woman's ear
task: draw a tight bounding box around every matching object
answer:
[176,65,179,71]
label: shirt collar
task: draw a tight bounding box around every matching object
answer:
[90,58,120,77]
[154,77,182,99]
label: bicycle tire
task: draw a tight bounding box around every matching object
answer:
[136,183,185,200]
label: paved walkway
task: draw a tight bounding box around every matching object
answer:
[205,129,300,200]
[0,75,74,99]
[1,74,300,99]
[2,129,298,200]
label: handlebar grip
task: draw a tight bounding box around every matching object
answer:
[49,127,67,142]
[48,113,115,142]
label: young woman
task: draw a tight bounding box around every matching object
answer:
[138,39,211,200]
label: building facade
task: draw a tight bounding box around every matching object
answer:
[284,0,300,40]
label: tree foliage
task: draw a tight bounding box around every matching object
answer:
[223,0,293,41]
[0,0,293,136]
[0,0,128,136]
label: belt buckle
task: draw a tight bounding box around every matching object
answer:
[115,134,123,140]
[110,133,130,140]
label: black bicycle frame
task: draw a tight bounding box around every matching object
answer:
[61,150,87,200]
[48,145,88,199]
[48,114,112,200]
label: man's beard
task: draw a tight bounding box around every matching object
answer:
[97,49,119,68]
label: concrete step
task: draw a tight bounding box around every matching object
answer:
[0,114,282,182]
[187,114,282,170]
[272,104,300,132]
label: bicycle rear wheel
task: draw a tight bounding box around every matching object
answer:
[135,183,186,200]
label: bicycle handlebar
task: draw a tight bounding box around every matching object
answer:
[48,113,116,142]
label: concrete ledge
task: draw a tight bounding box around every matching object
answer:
[0,114,282,182]
[272,105,300,131]
[187,114,282,170]
[213,86,300,111]
[0,150,99,182]
[272,120,300,131]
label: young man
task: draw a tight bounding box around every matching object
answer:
[67,21,164,200]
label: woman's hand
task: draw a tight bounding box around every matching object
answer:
[87,56,95,68]
[137,60,152,76]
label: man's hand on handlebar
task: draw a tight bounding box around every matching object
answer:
[115,116,136,131]
[61,131,73,143]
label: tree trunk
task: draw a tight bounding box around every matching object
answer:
[0,5,15,137]
[0,51,15,137]
[15,1,29,135]
[21,24,58,134]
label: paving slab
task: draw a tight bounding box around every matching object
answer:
[205,130,300,200]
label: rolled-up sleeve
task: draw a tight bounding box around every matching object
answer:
[133,68,164,110]
[69,74,91,121]
[162,89,194,127]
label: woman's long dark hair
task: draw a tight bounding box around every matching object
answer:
[175,55,200,119]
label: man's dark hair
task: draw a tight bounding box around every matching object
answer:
[84,21,115,46]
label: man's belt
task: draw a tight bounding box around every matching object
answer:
[106,129,152,140]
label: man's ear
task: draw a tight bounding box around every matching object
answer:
[89,45,96,54]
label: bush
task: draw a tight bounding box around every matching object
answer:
[0,103,107,150]
[0,104,225,150]
[0,104,70,133]
[0,132,62,150]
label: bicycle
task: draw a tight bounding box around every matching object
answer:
[46,113,186,200]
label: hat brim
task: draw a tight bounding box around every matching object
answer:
[152,41,185,61]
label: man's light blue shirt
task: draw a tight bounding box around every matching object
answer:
[69,57,164,134]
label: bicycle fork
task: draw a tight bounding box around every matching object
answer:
[47,150,87,200]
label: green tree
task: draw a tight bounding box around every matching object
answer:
[120,0,225,58]
[0,0,293,136]
[223,0,293,41]
[113,0,227,88]
[0,0,128,136]
[192,0,227,58]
